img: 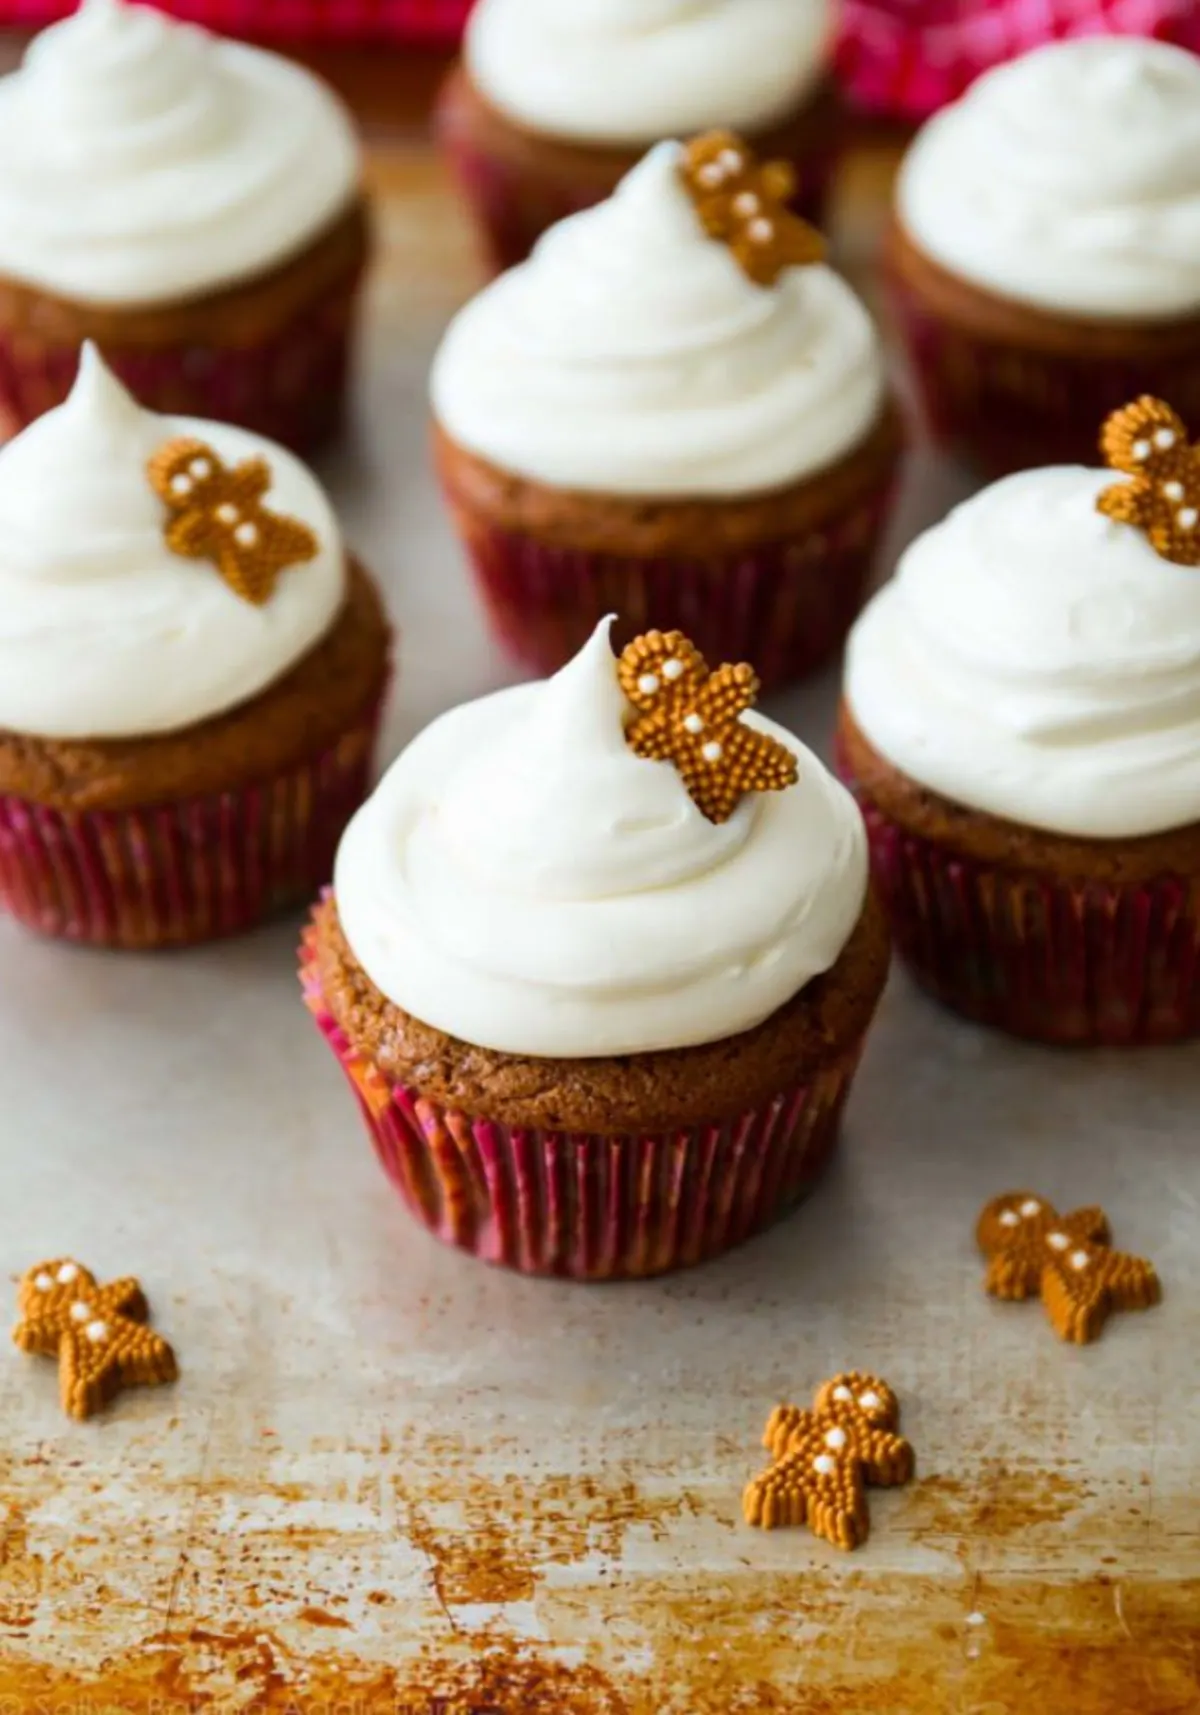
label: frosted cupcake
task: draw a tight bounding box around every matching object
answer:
[437,0,841,271]
[0,0,367,452]
[839,396,1200,1046]
[303,620,888,1279]
[0,346,391,949]
[433,136,902,690]
[887,38,1200,477]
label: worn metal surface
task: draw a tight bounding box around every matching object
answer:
[1,146,1199,1715]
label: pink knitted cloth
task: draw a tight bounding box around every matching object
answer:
[836,0,1200,120]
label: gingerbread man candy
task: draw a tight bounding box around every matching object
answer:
[1096,397,1200,567]
[977,1192,1161,1344]
[617,630,799,824]
[12,1259,177,1420]
[744,1371,914,1550]
[680,131,826,288]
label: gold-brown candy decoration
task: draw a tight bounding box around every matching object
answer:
[1096,397,1200,567]
[148,436,319,605]
[617,630,799,824]
[12,1259,177,1420]
[680,130,826,288]
[977,1192,1161,1345]
[743,1372,914,1550]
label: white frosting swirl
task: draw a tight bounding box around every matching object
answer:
[465,0,833,146]
[0,345,345,741]
[896,38,1200,320]
[0,0,361,304]
[336,620,868,1058]
[431,143,886,497]
[844,467,1200,838]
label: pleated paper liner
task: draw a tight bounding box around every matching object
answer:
[841,765,1200,1047]
[886,262,1200,478]
[301,918,865,1280]
[0,705,383,950]
[444,481,899,693]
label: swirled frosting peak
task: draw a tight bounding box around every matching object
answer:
[0,0,361,303]
[431,141,886,497]
[466,0,833,146]
[334,619,868,1058]
[897,38,1200,320]
[844,466,1200,838]
[0,344,345,741]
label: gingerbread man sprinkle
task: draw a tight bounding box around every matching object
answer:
[617,629,799,824]
[12,1259,177,1420]
[744,1372,914,1550]
[148,436,318,606]
[977,1193,1161,1345]
[680,130,826,288]
[1096,397,1200,567]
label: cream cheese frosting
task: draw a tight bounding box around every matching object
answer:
[465,0,833,147]
[0,345,345,741]
[844,466,1200,839]
[0,0,361,305]
[431,142,886,497]
[896,38,1200,321]
[335,620,868,1058]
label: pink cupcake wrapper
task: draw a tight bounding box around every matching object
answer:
[301,917,864,1279]
[840,759,1200,1047]
[0,703,384,949]
[887,264,1200,477]
[835,1,1200,122]
[0,265,364,455]
[0,0,472,43]
[439,123,837,276]
[446,481,899,692]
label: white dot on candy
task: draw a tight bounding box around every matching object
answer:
[832,1385,852,1402]
[1177,508,1198,530]
[701,741,723,763]
[57,1264,78,1284]
[998,1210,1020,1228]
[85,1321,109,1343]
[1163,480,1185,501]
[825,1427,847,1450]
[1019,1200,1041,1217]
[1155,428,1177,449]
[637,673,659,696]
[1132,439,1151,461]
[234,522,259,547]
[812,1454,837,1476]
[170,474,192,496]
[189,458,211,480]
[697,163,724,188]
[746,217,774,244]
[683,713,704,735]
[662,658,684,680]
[34,1272,53,1291]
[1070,1251,1090,1271]
[215,502,239,525]
[719,148,743,172]
[69,1302,91,1322]
[858,1391,882,1411]
[1046,1232,1069,1251]
[733,192,760,218]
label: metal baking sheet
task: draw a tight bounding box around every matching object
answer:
[1,144,1198,1715]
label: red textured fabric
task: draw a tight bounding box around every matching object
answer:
[0,0,472,44]
[836,0,1200,120]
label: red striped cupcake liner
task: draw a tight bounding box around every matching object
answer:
[886,264,1200,477]
[835,0,1200,123]
[839,761,1200,1047]
[0,704,383,950]
[0,264,364,455]
[0,0,472,44]
[300,917,864,1279]
[445,481,899,692]
[437,102,837,275]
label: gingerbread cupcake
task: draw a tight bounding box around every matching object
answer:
[838,396,1200,1046]
[437,0,842,272]
[433,135,902,691]
[887,38,1200,476]
[0,345,391,949]
[0,0,368,452]
[303,619,888,1279]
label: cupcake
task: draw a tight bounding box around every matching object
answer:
[836,0,1200,125]
[838,396,1200,1047]
[886,38,1200,478]
[432,135,903,691]
[0,0,368,453]
[0,345,391,949]
[302,619,888,1279]
[437,0,842,272]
